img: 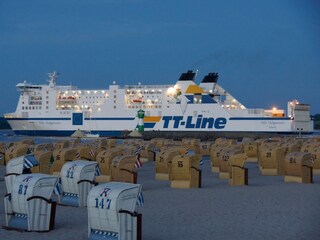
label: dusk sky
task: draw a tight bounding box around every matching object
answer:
[1,0,319,115]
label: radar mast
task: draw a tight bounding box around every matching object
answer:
[47,71,59,88]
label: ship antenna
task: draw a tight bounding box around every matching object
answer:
[47,71,59,87]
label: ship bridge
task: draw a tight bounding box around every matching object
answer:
[16,81,42,91]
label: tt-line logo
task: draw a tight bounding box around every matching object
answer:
[161,115,227,129]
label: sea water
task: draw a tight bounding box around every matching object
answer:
[0,130,76,144]
[0,129,319,143]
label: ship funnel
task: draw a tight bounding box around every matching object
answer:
[201,72,219,83]
[178,70,196,81]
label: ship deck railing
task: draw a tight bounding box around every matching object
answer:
[124,84,173,89]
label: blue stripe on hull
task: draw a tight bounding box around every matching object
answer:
[84,117,135,121]
[144,123,156,128]
[14,130,124,137]
[8,117,134,121]
[9,118,71,121]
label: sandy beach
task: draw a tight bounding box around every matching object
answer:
[1,155,320,240]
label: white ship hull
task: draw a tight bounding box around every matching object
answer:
[5,71,313,137]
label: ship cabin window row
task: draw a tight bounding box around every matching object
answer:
[27,95,43,106]
[127,105,162,109]
[79,96,105,99]
[60,111,70,115]
[22,106,42,110]
[56,105,91,110]
[125,89,163,95]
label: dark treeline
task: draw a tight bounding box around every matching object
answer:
[0,117,11,129]
[314,114,320,130]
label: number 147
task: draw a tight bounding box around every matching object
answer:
[94,198,111,209]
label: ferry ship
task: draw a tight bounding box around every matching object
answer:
[4,71,313,138]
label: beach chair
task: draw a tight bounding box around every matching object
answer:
[87,182,142,240]
[284,152,313,183]
[181,138,201,154]
[31,151,53,174]
[74,145,97,161]
[4,173,58,232]
[53,141,70,150]
[138,141,157,162]
[33,143,53,157]
[228,152,248,186]
[111,155,136,183]
[199,141,213,156]
[155,148,180,180]
[5,143,30,162]
[218,148,243,179]
[59,160,98,207]
[259,146,286,175]
[4,154,39,194]
[51,148,78,175]
[170,154,202,189]
[309,148,320,175]
[95,148,124,183]
[242,141,258,162]
[0,142,14,165]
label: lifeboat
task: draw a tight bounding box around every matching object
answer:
[132,97,142,103]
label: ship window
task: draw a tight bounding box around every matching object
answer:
[39,107,41,110]
[46,96,49,99]
[29,106,31,110]
[32,107,35,110]
[114,95,116,98]
[22,106,24,110]
[114,100,116,103]
[46,106,49,109]
[114,106,116,109]
[194,94,201,104]
[22,101,25,104]
[46,101,49,104]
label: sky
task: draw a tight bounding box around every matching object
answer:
[0,0,319,115]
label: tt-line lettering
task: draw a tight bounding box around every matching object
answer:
[162,115,227,129]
